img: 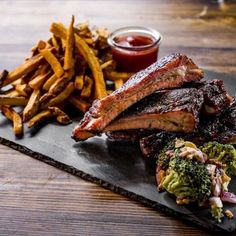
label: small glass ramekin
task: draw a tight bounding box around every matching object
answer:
[107,26,162,72]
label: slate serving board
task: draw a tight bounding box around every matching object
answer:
[0,70,235,232]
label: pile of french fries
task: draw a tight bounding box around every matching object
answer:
[0,16,133,136]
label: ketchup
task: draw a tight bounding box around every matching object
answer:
[111,35,159,72]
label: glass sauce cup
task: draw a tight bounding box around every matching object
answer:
[107,26,162,73]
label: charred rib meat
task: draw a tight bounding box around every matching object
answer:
[139,100,236,157]
[72,53,203,141]
[104,88,203,133]
[186,79,233,115]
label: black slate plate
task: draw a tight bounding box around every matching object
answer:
[0,70,235,232]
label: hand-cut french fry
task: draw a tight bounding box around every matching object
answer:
[50,23,107,98]
[2,54,45,87]
[56,114,72,124]
[69,95,91,113]
[64,15,75,70]
[101,60,113,70]
[83,38,94,45]
[48,107,72,124]
[41,82,74,109]
[39,48,64,78]
[48,69,74,95]
[80,76,93,98]
[12,111,23,136]
[29,71,51,90]
[39,93,54,106]
[0,96,28,106]
[104,70,133,82]
[5,89,21,98]
[40,69,74,105]
[0,70,9,87]
[74,75,84,90]
[51,35,60,50]
[29,63,47,80]
[12,78,24,87]
[31,40,52,57]
[27,110,52,128]
[23,89,41,122]
[15,84,32,97]
[43,74,57,91]
[1,106,23,136]
[114,79,123,90]
[37,40,52,50]
[1,105,13,120]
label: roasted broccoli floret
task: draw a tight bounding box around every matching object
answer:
[162,156,212,204]
[156,139,176,170]
[200,142,236,176]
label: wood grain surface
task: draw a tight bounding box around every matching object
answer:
[0,0,235,235]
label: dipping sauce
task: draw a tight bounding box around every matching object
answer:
[108,27,162,72]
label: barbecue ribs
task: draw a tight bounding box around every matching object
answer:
[72,53,203,141]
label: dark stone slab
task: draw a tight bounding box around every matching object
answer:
[0,70,235,232]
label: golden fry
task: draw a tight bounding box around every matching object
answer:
[5,89,21,98]
[83,38,94,45]
[12,111,23,136]
[114,79,123,90]
[15,84,32,97]
[31,40,50,56]
[51,35,60,50]
[0,96,28,106]
[80,76,93,98]
[12,78,24,87]
[56,114,72,125]
[37,40,47,50]
[27,110,52,128]
[101,60,113,70]
[43,74,57,91]
[2,54,45,87]
[74,75,84,90]
[42,82,74,108]
[69,95,91,113]
[64,15,75,70]
[104,70,133,82]
[39,48,64,78]
[48,69,74,96]
[23,89,41,122]
[1,106,23,136]
[29,71,51,90]
[48,107,72,125]
[1,105,13,120]
[50,23,107,98]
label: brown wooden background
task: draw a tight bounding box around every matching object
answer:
[0,0,236,235]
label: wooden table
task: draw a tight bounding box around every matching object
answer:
[0,1,235,235]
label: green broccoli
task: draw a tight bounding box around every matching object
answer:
[162,156,212,204]
[200,142,236,176]
[156,139,181,170]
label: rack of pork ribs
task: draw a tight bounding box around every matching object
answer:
[72,53,235,157]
